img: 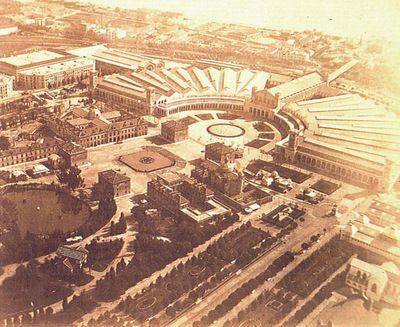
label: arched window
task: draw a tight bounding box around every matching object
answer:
[371,283,377,293]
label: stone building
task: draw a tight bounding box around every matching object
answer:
[147,172,218,221]
[46,106,148,148]
[98,169,131,197]
[0,138,59,168]
[340,213,400,265]
[273,93,400,193]
[161,120,189,143]
[205,142,242,164]
[147,172,189,215]
[346,258,400,307]
[0,49,94,90]
[0,74,13,100]
[91,59,269,116]
[58,142,88,167]
[191,160,244,197]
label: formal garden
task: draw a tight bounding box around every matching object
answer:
[225,236,354,327]
[116,223,277,325]
[92,209,241,302]
[193,250,297,327]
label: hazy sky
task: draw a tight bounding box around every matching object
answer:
[81,0,400,42]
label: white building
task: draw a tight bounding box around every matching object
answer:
[0,24,18,36]
[0,74,14,100]
[346,257,400,306]
[340,212,400,265]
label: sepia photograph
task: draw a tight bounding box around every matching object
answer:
[0,0,399,326]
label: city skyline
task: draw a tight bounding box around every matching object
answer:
[80,0,400,44]
[1,1,400,325]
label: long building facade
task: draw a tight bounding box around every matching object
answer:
[0,50,94,90]
[46,106,148,148]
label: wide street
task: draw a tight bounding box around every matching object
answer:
[169,208,337,327]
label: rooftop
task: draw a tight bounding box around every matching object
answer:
[96,63,269,103]
[99,169,130,185]
[157,172,182,185]
[0,50,64,68]
[162,120,187,130]
[269,72,324,99]
[0,74,13,84]
[18,57,93,76]
[92,48,159,71]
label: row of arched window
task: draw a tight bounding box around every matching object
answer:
[295,152,379,186]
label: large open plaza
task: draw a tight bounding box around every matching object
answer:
[0,2,399,326]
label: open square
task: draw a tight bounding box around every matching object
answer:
[119,150,175,173]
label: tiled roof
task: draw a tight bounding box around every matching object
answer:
[99,169,130,185]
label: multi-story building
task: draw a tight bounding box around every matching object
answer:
[0,74,13,100]
[46,106,148,148]
[246,72,326,118]
[91,48,163,75]
[58,142,88,167]
[340,212,400,265]
[147,172,190,215]
[161,120,188,143]
[274,94,400,192]
[98,169,131,197]
[205,142,242,164]
[91,57,269,115]
[0,49,94,90]
[191,160,244,197]
[346,258,400,307]
[147,172,222,222]
[0,138,59,168]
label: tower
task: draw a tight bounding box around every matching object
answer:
[146,87,156,114]
[288,129,300,150]
[89,71,98,91]
[383,158,399,192]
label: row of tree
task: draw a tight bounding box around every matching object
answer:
[193,251,296,327]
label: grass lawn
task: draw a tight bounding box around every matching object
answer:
[195,113,213,120]
[258,132,275,140]
[246,139,270,149]
[179,116,197,125]
[253,121,273,132]
[2,189,90,237]
[216,113,239,120]
[311,179,341,195]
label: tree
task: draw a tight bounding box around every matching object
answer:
[0,136,10,150]
[166,306,176,317]
[91,182,114,201]
[46,306,54,317]
[62,297,69,311]
[57,166,85,191]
